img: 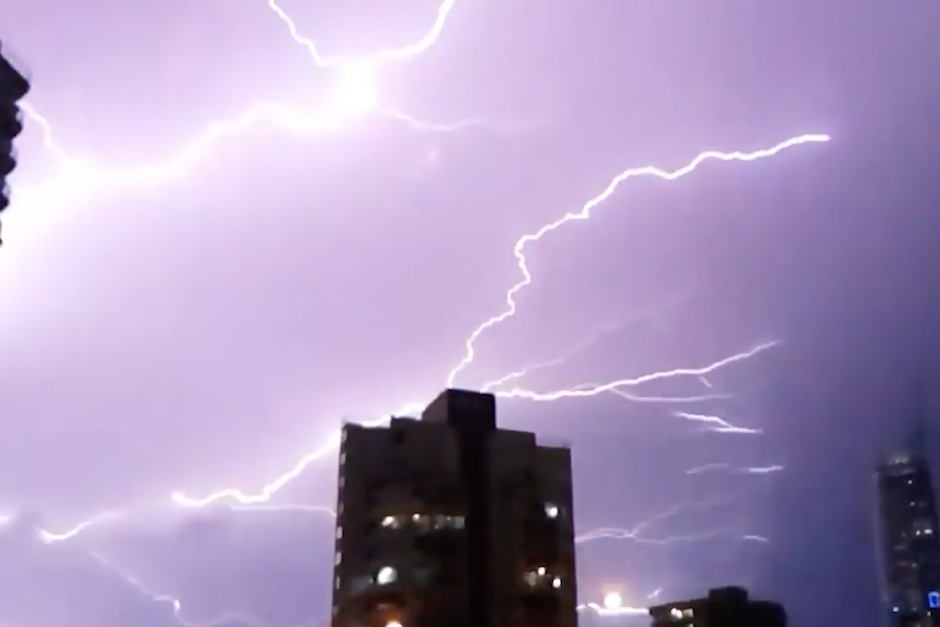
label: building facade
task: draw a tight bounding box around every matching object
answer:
[876,450,940,627]
[648,587,786,627]
[330,388,578,627]
[0,41,31,243]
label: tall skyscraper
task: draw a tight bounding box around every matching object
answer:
[875,445,940,627]
[330,388,578,627]
[647,587,786,627]
[0,41,30,244]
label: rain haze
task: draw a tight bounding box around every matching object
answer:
[0,0,939,626]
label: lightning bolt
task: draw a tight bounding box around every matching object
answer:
[222,503,336,517]
[172,340,782,509]
[604,387,734,404]
[672,411,762,435]
[27,339,777,537]
[495,341,781,403]
[577,525,735,546]
[685,463,784,476]
[38,510,125,544]
[480,319,625,392]
[575,482,778,547]
[264,0,456,69]
[445,134,829,388]
[91,552,280,627]
[481,288,695,392]
[8,0,511,244]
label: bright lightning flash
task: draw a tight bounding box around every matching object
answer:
[577,588,650,617]
[6,0,496,243]
[328,62,380,117]
[2,0,829,622]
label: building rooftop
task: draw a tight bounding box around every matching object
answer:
[0,41,30,99]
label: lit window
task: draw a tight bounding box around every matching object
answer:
[671,608,683,620]
[545,503,560,519]
[376,566,398,585]
[335,576,341,590]
[339,452,346,465]
[537,566,546,576]
[338,475,345,488]
[336,526,343,539]
[386,621,403,627]
[524,571,537,586]
[335,551,342,565]
[683,609,694,618]
[452,516,465,529]
[552,577,562,589]
[381,516,398,528]
[412,513,421,522]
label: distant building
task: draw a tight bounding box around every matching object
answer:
[330,388,578,627]
[0,41,31,244]
[648,586,786,627]
[875,449,940,627]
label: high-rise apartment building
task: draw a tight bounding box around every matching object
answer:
[330,388,578,627]
[647,586,786,627]
[0,41,30,243]
[875,448,940,627]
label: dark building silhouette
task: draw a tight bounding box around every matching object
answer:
[0,41,30,244]
[330,388,578,627]
[875,448,940,627]
[648,587,786,627]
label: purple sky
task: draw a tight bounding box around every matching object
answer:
[1,0,939,625]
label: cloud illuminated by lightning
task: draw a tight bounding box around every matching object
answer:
[2,6,820,621]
